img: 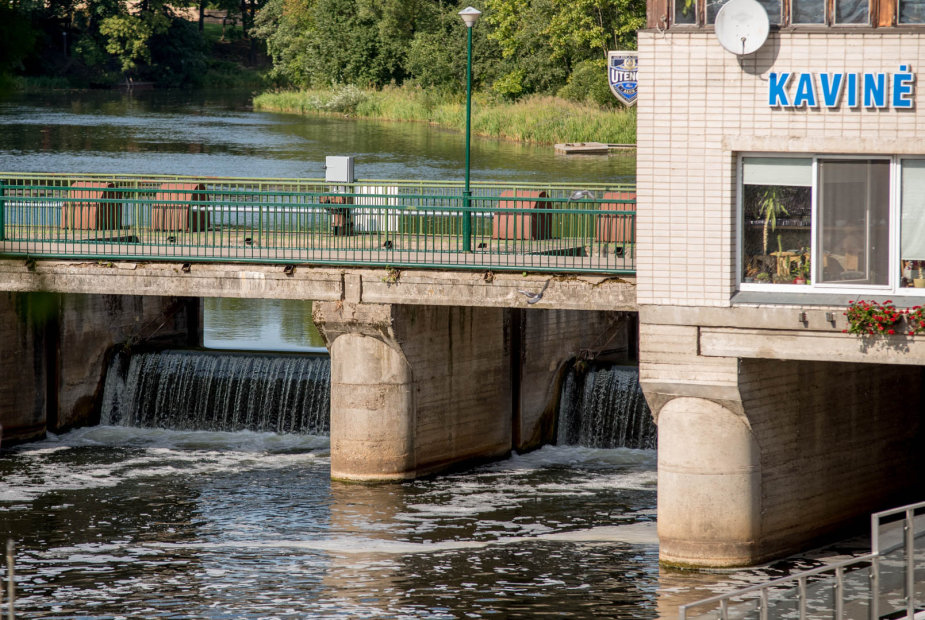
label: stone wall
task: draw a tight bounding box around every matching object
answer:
[0,293,198,445]
[0,293,51,444]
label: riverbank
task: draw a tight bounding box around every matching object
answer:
[253,86,636,146]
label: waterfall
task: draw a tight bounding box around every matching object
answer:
[556,362,656,449]
[100,349,330,434]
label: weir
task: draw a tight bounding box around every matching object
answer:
[96,347,649,451]
[100,349,330,434]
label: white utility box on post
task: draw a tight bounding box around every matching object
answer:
[325,156,355,184]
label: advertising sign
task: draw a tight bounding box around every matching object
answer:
[608,51,638,107]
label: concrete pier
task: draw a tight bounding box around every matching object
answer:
[641,312,925,567]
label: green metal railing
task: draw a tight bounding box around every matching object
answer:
[0,173,636,274]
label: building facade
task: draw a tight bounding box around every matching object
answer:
[638,0,925,566]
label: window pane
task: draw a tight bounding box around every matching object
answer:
[744,158,813,186]
[743,158,813,285]
[792,0,826,22]
[901,160,925,287]
[707,0,731,23]
[758,0,783,23]
[675,0,697,23]
[836,0,869,23]
[817,160,889,286]
[900,0,925,23]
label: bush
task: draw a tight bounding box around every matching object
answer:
[559,59,619,108]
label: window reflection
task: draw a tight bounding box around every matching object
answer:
[817,160,889,285]
[757,0,783,23]
[836,0,869,23]
[707,0,731,23]
[675,0,697,23]
[792,0,826,22]
[900,0,925,22]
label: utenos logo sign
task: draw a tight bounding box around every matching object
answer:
[608,51,638,107]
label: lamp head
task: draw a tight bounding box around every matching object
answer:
[458,6,482,28]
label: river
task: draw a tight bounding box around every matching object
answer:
[0,89,855,618]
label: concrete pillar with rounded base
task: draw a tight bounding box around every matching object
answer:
[313,301,513,481]
[657,397,760,567]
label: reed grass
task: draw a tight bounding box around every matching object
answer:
[253,86,636,145]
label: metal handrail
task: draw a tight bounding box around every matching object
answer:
[0,174,637,275]
[679,498,925,620]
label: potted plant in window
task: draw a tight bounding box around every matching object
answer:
[758,187,789,256]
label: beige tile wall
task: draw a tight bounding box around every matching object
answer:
[637,31,925,306]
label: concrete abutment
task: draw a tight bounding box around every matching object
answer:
[0,292,199,444]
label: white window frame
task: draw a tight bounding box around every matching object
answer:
[738,153,924,295]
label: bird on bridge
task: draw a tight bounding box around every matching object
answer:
[569,190,595,201]
[518,279,550,305]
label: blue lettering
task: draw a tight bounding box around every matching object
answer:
[864,72,886,107]
[893,65,915,108]
[847,73,859,107]
[792,73,818,107]
[769,72,791,107]
[819,73,844,107]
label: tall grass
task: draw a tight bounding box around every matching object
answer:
[253,85,636,145]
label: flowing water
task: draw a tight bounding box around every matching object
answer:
[557,363,657,450]
[101,350,331,434]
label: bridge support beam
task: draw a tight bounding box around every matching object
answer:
[313,302,513,481]
[642,321,925,567]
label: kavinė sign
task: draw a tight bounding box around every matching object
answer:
[769,65,916,109]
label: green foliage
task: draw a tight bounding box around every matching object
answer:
[251,0,644,97]
[0,6,38,74]
[100,11,171,74]
[558,58,617,107]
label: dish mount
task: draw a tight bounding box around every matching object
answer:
[714,0,770,55]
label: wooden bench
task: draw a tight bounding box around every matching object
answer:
[492,190,552,240]
[594,191,635,243]
[151,182,210,232]
[63,181,122,230]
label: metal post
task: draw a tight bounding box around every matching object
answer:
[5,540,13,620]
[870,556,880,620]
[462,24,474,253]
[835,566,844,620]
[906,509,915,618]
[0,178,6,241]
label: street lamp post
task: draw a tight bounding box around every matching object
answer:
[459,6,481,252]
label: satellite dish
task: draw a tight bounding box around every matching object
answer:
[714,0,770,55]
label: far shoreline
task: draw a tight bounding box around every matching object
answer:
[253,85,637,147]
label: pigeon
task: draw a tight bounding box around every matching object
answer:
[382,240,393,249]
[518,279,550,304]
[166,235,176,243]
[477,242,487,249]
[244,237,253,246]
[569,190,595,200]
